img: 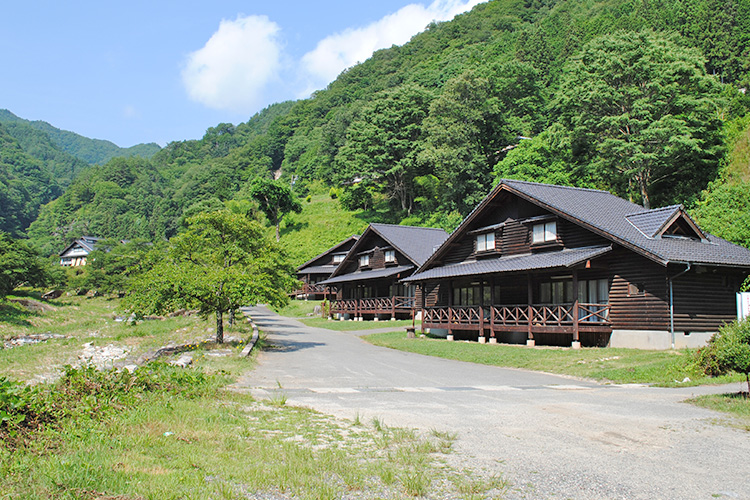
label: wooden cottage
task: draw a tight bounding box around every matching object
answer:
[293,235,359,299]
[320,223,449,320]
[403,180,750,349]
[59,236,101,267]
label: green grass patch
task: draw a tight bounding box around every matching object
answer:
[1,350,503,499]
[364,331,744,387]
[687,393,750,431]
[301,317,419,331]
[278,188,369,267]
[271,299,320,318]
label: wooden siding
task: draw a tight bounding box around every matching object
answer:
[672,269,743,332]
[606,250,669,331]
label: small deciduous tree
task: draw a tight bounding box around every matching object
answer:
[124,211,295,343]
[0,233,49,299]
[697,320,750,394]
[248,178,302,241]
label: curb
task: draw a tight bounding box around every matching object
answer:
[240,318,260,357]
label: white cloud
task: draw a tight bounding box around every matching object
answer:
[299,0,487,95]
[182,15,282,113]
[123,105,140,119]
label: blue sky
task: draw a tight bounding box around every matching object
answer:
[1,0,486,148]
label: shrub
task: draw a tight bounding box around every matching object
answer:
[696,320,750,392]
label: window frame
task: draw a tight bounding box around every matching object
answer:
[359,254,370,268]
[384,249,396,263]
[531,220,558,245]
[475,232,496,253]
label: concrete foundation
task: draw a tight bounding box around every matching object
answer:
[489,338,498,344]
[526,339,535,347]
[571,341,581,349]
[447,334,454,341]
[609,329,716,350]
[478,337,486,344]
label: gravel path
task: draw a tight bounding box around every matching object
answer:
[235,306,750,500]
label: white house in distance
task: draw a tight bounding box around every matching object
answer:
[59,236,101,267]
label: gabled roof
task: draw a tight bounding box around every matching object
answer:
[297,235,359,272]
[326,223,449,280]
[59,236,101,257]
[418,180,750,273]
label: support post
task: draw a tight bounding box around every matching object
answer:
[420,283,426,335]
[572,270,581,349]
[527,274,535,347]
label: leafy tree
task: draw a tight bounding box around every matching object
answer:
[335,84,434,214]
[0,233,49,298]
[555,31,725,208]
[248,178,302,241]
[691,180,750,247]
[420,62,546,214]
[697,320,750,393]
[124,211,294,343]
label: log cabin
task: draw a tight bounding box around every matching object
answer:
[293,235,359,299]
[402,180,750,349]
[320,223,449,320]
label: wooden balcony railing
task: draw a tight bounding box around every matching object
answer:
[423,303,611,332]
[330,296,416,317]
[291,283,330,296]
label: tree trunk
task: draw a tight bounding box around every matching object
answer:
[216,310,224,344]
[228,309,235,327]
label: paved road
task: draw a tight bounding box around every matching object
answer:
[235,306,750,500]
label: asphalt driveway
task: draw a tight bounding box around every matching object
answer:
[235,306,749,500]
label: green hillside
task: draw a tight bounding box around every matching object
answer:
[0,109,161,165]
[11,0,750,262]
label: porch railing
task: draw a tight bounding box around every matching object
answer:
[291,283,329,296]
[423,303,611,329]
[330,296,416,316]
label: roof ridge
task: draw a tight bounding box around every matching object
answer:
[626,205,682,217]
[371,222,447,232]
[501,178,611,194]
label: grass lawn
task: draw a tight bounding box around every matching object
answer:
[687,393,750,431]
[364,331,744,387]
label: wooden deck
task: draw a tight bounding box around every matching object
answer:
[290,283,330,299]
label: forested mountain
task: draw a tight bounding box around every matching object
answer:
[0,109,161,166]
[16,0,750,261]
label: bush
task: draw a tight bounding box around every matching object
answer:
[0,363,219,445]
[696,320,750,392]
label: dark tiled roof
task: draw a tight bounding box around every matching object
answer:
[59,236,102,256]
[296,265,337,276]
[500,180,750,268]
[404,246,612,282]
[319,265,414,285]
[369,223,448,266]
[625,205,682,238]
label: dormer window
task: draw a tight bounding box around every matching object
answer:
[359,254,370,268]
[332,254,345,264]
[384,249,396,263]
[476,232,495,252]
[532,221,557,244]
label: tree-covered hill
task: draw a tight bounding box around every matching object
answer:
[0,109,161,165]
[19,0,750,261]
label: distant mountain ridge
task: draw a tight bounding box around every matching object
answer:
[0,109,161,165]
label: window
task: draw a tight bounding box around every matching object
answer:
[476,232,495,252]
[384,249,396,263]
[359,254,370,267]
[332,254,344,264]
[532,221,557,244]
